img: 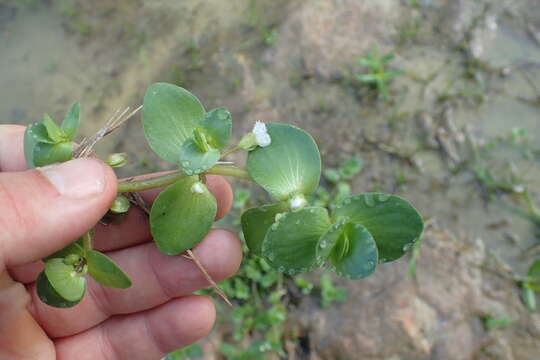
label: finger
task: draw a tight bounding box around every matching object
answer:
[55,296,215,360]
[7,261,44,284]
[0,158,117,267]
[30,229,241,338]
[92,174,233,252]
[0,125,26,172]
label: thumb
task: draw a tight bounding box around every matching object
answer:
[0,158,117,267]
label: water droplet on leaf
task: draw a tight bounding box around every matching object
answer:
[364,194,375,207]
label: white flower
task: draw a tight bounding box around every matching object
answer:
[252,121,271,147]
[289,195,307,211]
[191,182,205,194]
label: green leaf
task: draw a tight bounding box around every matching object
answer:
[318,221,378,279]
[339,156,363,179]
[333,193,423,263]
[385,69,405,79]
[150,176,217,255]
[44,242,85,261]
[323,168,341,183]
[380,53,395,63]
[247,123,321,201]
[241,202,288,256]
[42,114,66,143]
[142,83,205,163]
[61,103,80,140]
[200,107,232,149]
[178,138,220,175]
[86,250,132,288]
[523,285,537,312]
[44,259,86,302]
[32,141,73,167]
[36,272,82,308]
[24,123,53,168]
[357,74,378,83]
[262,207,331,273]
[528,258,540,279]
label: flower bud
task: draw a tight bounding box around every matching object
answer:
[64,254,81,266]
[106,153,128,167]
[110,195,130,214]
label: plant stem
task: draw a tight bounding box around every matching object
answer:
[205,164,252,180]
[82,232,93,252]
[117,165,252,193]
[220,146,240,158]
[118,171,187,193]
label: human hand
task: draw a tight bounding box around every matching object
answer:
[0,125,242,359]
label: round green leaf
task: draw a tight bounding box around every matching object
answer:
[262,206,331,274]
[178,138,220,175]
[61,103,80,140]
[199,107,232,149]
[241,202,288,256]
[318,222,378,279]
[32,141,73,167]
[333,193,423,263]
[44,259,87,302]
[36,272,82,308]
[86,250,132,288]
[247,123,321,201]
[44,242,85,261]
[142,83,205,163]
[150,176,217,255]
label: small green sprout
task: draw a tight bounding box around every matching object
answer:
[356,47,404,101]
[320,274,348,308]
[24,82,423,309]
[520,258,540,312]
[481,316,513,331]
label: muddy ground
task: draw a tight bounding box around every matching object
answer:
[1,0,540,359]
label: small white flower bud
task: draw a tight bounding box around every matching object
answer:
[252,121,271,147]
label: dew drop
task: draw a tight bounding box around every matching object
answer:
[278,266,285,272]
[181,160,190,167]
[320,241,327,249]
[403,243,412,252]
[364,194,375,207]
[367,260,375,267]
[377,193,391,202]
[295,220,301,225]
[275,213,284,222]
[271,223,279,231]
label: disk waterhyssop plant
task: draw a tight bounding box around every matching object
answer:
[24,82,424,308]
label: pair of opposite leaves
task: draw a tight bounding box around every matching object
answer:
[37,242,131,308]
[141,83,423,279]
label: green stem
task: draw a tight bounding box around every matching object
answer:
[82,232,92,252]
[117,171,187,193]
[220,146,240,158]
[205,164,252,180]
[117,165,252,193]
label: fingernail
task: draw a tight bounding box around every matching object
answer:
[39,158,107,199]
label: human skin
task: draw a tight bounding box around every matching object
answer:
[0,125,242,359]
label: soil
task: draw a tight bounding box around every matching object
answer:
[1,0,540,358]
